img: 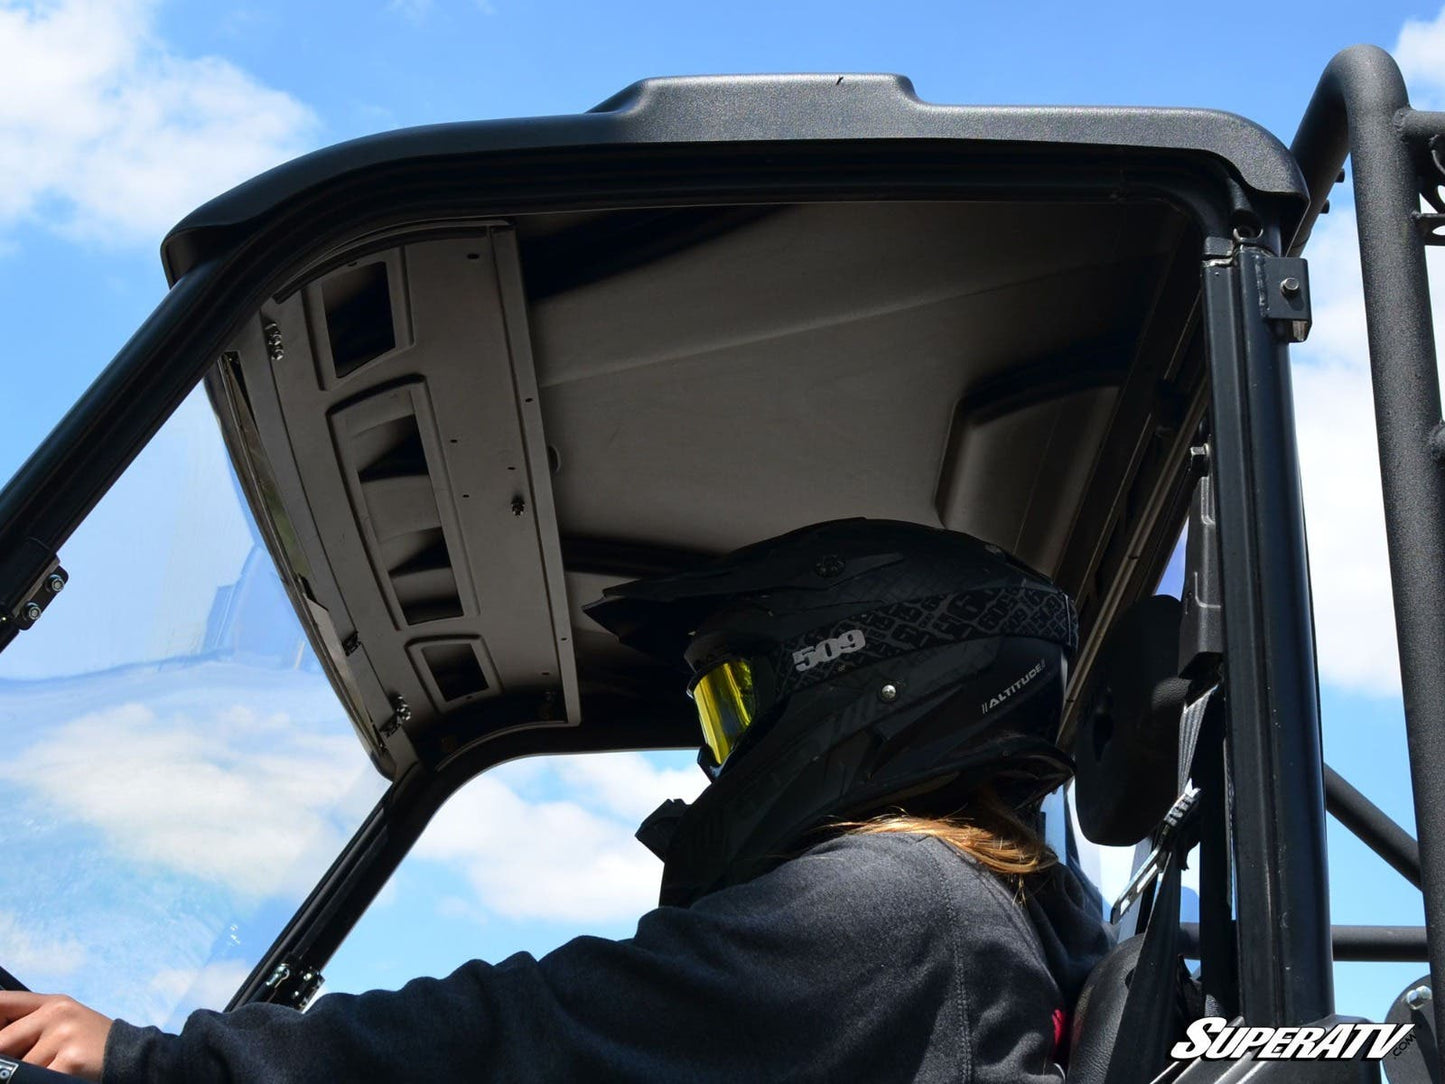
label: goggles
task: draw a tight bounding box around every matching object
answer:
[687,656,763,766]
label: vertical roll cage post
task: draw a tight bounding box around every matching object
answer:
[1289,44,1445,1051]
[1203,240,1335,1023]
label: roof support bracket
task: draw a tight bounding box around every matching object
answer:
[0,539,66,653]
[1259,255,1312,343]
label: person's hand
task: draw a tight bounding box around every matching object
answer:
[0,992,112,1081]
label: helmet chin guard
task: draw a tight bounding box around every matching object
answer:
[583,518,1079,906]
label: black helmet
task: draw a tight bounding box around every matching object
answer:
[584,517,1078,906]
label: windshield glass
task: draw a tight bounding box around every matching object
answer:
[0,387,388,1028]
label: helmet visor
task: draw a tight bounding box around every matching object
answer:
[688,657,757,765]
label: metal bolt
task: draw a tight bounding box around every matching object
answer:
[46,573,64,594]
[389,695,412,724]
[1279,276,1301,298]
[878,683,898,702]
[1407,984,1433,1009]
[21,601,41,622]
[262,320,285,363]
[511,495,526,516]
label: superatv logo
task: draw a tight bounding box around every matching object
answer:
[1171,1018,1414,1062]
[980,660,1044,714]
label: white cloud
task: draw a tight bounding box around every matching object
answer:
[413,754,706,924]
[1397,6,1445,108]
[0,0,316,246]
[148,959,252,1015]
[1290,212,1399,696]
[387,0,433,20]
[0,696,371,901]
[0,911,87,978]
[0,665,386,1024]
[552,751,706,823]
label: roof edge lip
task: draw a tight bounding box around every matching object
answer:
[160,75,1306,276]
[589,72,925,113]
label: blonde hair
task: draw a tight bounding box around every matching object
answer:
[839,785,1056,892]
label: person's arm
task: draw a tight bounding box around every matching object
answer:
[4,834,970,1083]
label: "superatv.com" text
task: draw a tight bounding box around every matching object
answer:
[1171,1018,1415,1061]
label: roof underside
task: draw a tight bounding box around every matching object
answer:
[210,191,1207,776]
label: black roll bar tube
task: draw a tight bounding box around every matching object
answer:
[1290,44,1445,1053]
[1325,764,1423,890]
[1180,924,1429,964]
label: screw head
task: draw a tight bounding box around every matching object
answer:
[21,601,41,622]
[1407,984,1433,1009]
[878,683,899,703]
[46,573,64,594]
[1280,276,1301,298]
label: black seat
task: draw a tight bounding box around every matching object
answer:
[1067,936,1146,1084]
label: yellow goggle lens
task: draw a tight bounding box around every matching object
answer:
[690,658,757,765]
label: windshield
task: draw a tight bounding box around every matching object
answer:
[0,387,387,1028]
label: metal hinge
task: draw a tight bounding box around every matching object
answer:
[262,959,324,1010]
[1260,256,1312,343]
[378,694,411,740]
[262,320,285,363]
[0,555,67,650]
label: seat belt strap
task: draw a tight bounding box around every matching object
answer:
[1108,686,1216,924]
[1102,684,1218,1084]
[1177,685,1213,794]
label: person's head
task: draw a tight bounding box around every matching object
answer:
[585,517,1077,903]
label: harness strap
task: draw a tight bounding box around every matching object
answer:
[1101,684,1217,1084]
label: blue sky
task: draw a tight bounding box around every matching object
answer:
[0,0,1442,1039]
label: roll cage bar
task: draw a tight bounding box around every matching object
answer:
[0,42,1441,1079]
[1287,43,1445,1056]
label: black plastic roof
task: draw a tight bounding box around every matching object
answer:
[160,73,1307,281]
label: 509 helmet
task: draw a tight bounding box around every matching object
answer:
[584,517,1079,906]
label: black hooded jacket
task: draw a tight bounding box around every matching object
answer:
[103,831,1111,1083]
